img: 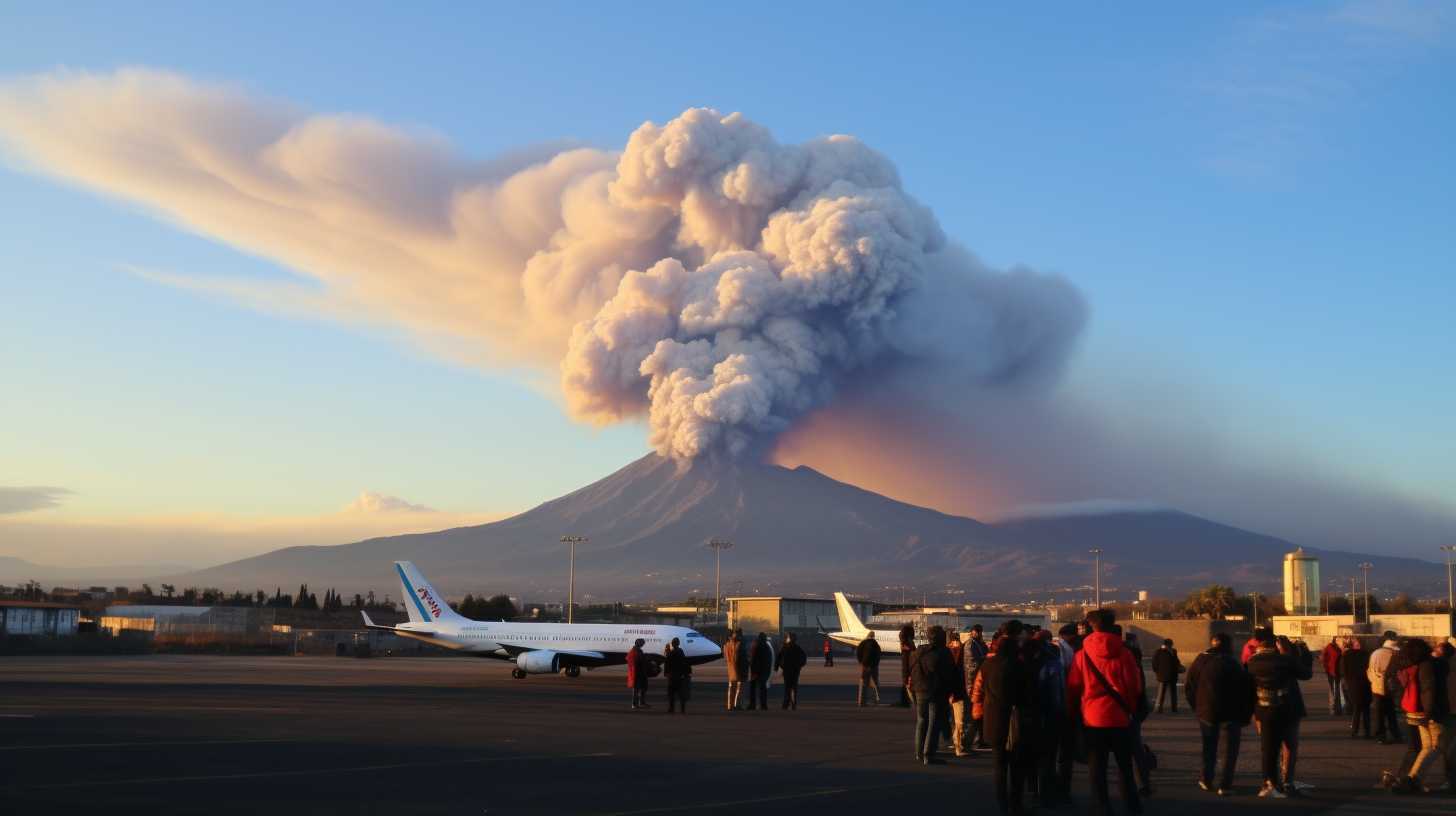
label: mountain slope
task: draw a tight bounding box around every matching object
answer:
[175,453,1438,600]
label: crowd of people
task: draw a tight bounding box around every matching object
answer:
[624,615,1456,811]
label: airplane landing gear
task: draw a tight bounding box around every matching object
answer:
[562,665,581,678]
[511,668,527,679]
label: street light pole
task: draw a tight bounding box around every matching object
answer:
[709,539,733,617]
[1358,562,1373,624]
[1441,546,1455,613]
[561,536,586,624]
[1088,549,1103,608]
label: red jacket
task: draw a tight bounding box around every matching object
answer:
[1320,642,1341,677]
[626,646,642,688]
[1240,638,1257,666]
[1400,663,1429,716]
[1067,631,1144,728]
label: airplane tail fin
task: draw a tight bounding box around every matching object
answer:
[833,592,868,635]
[394,561,467,625]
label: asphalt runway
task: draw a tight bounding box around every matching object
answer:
[1,655,1451,815]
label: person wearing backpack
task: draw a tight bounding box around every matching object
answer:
[1066,610,1144,815]
[1247,628,1299,798]
[1386,638,1446,795]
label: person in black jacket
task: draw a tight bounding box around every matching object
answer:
[1276,637,1315,795]
[1435,641,1455,792]
[1185,632,1251,796]
[910,625,958,766]
[747,632,773,711]
[664,637,692,714]
[856,631,882,706]
[1247,629,1300,798]
[899,624,916,708]
[1152,639,1184,714]
[980,627,1029,814]
[776,632,808,710]
[1339,638,1373,738]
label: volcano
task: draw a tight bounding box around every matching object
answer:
[175,454,1439,601]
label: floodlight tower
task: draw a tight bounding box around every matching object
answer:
[709,539,733,616]
[1088,549,1103,608]
[561,535,587,623]
[1358,562,1373,623]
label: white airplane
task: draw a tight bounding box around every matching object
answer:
[361,561,721,678]
[825,591,918,649]
[824,591,1046,649]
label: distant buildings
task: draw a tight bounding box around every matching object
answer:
[0,600,81,637]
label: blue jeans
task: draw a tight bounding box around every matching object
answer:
[915,696,947,758]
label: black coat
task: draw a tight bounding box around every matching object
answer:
[856,637,882,668]
[1247,648,1304,719]
[980,651,1031,747]
[1339,648,1372,703]
[748,638,774,678]
[664,646,691,680]
[776,642,807,681]
[909,643,959,697]
[1152,647,1183,683]
[1184,648,1252,725]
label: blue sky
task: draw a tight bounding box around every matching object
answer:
[1,2,1452,565]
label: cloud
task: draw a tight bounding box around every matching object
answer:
[0,504,503,569]
[0,486,72,514]
[1197,0,1453,179]
[343,491,436,514]
[0,70,1084,462]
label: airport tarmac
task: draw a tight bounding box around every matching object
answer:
[2,654,1451,814]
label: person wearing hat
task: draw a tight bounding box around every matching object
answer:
[1369,631,1403,744]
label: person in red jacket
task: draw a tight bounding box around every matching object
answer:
[823,637,834,667]
[1066,609,1144,815]
[626,638,650,710]
[1320,640,1345,715]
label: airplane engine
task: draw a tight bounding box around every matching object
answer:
[515,650,561,675]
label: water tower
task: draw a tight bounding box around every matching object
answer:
[1283,548,1320,616]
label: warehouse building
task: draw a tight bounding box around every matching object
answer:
[726,595,876,654]
[0,600,82,637]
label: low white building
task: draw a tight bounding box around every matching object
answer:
[0,600,81,636]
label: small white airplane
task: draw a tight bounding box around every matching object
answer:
[825,591,918,649]
[361,561,721,678]
[824,591,1048,648]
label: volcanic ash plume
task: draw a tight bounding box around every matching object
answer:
[0,70,1086,460]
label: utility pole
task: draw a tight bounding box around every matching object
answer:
[708,539,733,617]
[1088,549,1103,608]
[1251,592,1259,630]
[1442,546,1455,613]
[561,536,586,624]
[1358,562,1373,624]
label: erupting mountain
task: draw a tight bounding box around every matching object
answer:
[176,454,1437,600]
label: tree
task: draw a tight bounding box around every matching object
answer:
[351,593,364,609]
[160,583,176,600]
[141,583,154,600]
[255,590,267,607]
[1181,584,1236,620]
